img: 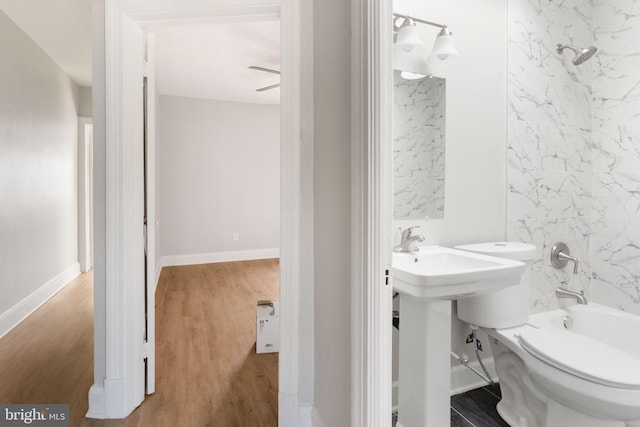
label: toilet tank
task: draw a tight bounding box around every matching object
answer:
[455,242,536,329]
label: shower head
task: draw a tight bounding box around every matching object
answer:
[556,44,598,66]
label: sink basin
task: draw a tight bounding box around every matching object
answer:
[392,246,525,300]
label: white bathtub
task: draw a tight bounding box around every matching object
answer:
[527,302,640,360]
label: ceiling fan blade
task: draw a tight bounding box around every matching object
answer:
[249,65,281,75]
[256,83,281,92]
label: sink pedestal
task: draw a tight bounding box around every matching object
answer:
[397,296,451,427]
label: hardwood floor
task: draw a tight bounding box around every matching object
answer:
[0,271,94,426]
[0,259,280,427]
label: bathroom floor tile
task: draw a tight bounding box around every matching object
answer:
[451,407,475,427]
[393,384,508,427]
[451,385,509,427]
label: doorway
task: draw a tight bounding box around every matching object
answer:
[78,119,94,273]
[90,1,307,421]
[149,18,282,419]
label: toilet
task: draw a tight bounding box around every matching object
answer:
[455,242,640,427]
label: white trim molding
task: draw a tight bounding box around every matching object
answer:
[278,0,303,409]
[279,393,312,427]
[93,1,146,418]
[311,406,328,427]
[0,263,80,340]
[351,0,393,425]
[86,384,105,419]
[160,248,280,267]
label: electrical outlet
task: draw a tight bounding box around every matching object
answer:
[233,233,239,241]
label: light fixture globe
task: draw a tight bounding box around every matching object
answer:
[431,27,459,61]
[393,43,432,79]
[396,19,424,53]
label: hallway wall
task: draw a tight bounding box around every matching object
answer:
[0,10,80,336]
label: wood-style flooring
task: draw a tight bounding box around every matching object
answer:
[451,384,509,427]
[0,259,280,427]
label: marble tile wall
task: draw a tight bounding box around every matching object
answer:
[592,1,640,314]
[508,0,640,315]
[507,0,594,312]
[393,75,445,220]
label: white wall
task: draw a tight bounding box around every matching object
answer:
[393,0,508,246]
[157,95,280,264]
[79,86,93,117]
[298,0,315,406]
[312,0,352,425]
[91,0,107,391]
[392,0,509,389]
[0,10,80,335]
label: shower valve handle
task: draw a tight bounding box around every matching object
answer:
[551,242,579,274]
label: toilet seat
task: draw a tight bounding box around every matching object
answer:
[518,328,640,390]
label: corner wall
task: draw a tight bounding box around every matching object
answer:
[0,10,80,336]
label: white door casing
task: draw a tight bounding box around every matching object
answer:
[89,0,309,422]
[78,118,94,273]
[143,31,157,395]
[350,0,393,425]
[91,0,390,423]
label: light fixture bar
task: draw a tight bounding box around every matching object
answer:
[393,13,447,30]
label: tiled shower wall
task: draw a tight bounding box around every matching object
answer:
[591,1,640,313]
[507,0,594,312]
[507,0,640,314]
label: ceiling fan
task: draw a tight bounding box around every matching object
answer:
[249,66,281,92]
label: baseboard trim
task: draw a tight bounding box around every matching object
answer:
[0,263,81,340]
[161,248,280,267]
[450,356,498,395]
[392,380,398,411]
[311,406,328,427]
[279,391,312,427]
[86,385,106,419]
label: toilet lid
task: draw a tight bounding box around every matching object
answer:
[518,328,640,389]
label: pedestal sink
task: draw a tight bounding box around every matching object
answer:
[393,246,525,427]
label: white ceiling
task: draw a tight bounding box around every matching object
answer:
[0,2,281,104]
[154,20,281,105]
[0,0,92,87]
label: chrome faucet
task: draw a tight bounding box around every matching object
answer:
[556,287,587,305]
[394,226,425,253]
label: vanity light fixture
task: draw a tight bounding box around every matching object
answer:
[393,43,433,80]
[395,17,424,53]
[393,13,459,79]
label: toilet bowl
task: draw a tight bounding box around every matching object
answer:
[455,242,640,427]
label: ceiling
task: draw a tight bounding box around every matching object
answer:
[154,20,281,105]
[0,1,281,105]
[0,0,92,86]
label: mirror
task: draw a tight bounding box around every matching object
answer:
[393,73,446,220]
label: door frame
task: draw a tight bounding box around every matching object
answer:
[350,1,393,425]
[89,0,307,421]
[90,0,391,424]
[78,117,94,273]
